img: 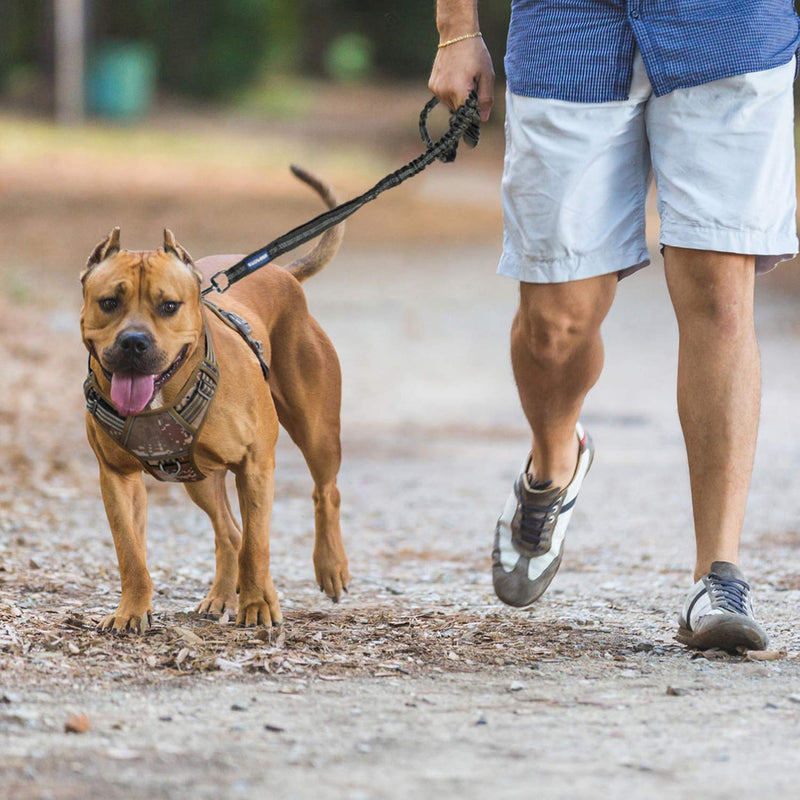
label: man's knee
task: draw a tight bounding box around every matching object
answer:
[514,280,614,368]
[665,248,756,335]
[514,305,585,368]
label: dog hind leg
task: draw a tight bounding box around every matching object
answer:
[270,320,350,601]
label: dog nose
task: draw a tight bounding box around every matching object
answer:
[118,331,152,356]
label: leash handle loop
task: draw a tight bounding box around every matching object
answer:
[418,89,481,163]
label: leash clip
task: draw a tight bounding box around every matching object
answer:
[205,270,230,296]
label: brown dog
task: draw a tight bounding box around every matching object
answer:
[80,167,349,632]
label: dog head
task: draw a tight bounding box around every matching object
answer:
[80,228,204,415]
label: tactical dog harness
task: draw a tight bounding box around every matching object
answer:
[84,302,269,483]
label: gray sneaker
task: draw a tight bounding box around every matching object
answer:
[492,423,594,607]
[677,561,768,652]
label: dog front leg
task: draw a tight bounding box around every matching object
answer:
[98,468,153,633]
[235,459,282,627]
[185,473,242,618]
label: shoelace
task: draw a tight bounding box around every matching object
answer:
[706,573,751,615]
[519,478,561,548]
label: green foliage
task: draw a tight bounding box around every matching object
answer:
[94,0,281,99]
[0,0,47,90]
[233,75,317,119]
[324,33,373,82]
[301,1,509,80]
[0,1,511,102]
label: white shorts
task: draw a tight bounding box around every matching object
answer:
[498,53,799,283]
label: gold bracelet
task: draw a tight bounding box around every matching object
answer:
[437,32,482,49]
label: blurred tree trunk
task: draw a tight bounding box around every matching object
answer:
[53,0,85,123]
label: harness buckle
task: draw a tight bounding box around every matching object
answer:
[86,390,98,415]
[196,374,216,401]
[222,309,252,336]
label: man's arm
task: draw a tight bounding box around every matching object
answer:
[428,0,495,122]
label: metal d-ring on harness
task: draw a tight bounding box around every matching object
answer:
[202,90,481,297]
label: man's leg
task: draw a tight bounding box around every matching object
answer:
[492,273,617,607]
[492,56,651,608]
[511,275,617,486]
[666,246,768,651]
[663,246,759,580]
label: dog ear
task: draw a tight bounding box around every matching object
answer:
[81,227,121,282]
[164,229,202,284]
[163,229,194,265]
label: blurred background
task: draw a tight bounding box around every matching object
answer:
[0,0,513,120]
[0,0,513,495]
[0,0,797,496]
[0,0,510,279]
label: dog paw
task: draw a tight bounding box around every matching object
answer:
[98,609,153,634]
[195,591,238,619]
[315,558,351,603]
[236,597,282,628]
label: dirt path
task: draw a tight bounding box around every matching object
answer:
[2,110,800,799]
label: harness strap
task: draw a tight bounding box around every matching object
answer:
[202,300,269,380]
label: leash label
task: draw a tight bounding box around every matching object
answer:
[246,251,272,270]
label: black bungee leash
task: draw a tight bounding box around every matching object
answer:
[202,90,481,297]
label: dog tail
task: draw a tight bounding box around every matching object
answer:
[283,165,345,283]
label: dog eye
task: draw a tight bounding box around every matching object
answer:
[159,300,181,316]
[99,297,119,313]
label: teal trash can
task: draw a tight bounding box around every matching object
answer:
[88,42,157,120]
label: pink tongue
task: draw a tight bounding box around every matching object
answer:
[110,373,156,415]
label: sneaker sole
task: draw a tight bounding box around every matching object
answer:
[491,430,594,608]
[676,616,768,653]
[491,544,564,608]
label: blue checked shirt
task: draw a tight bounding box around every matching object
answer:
[505,0,800,102]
